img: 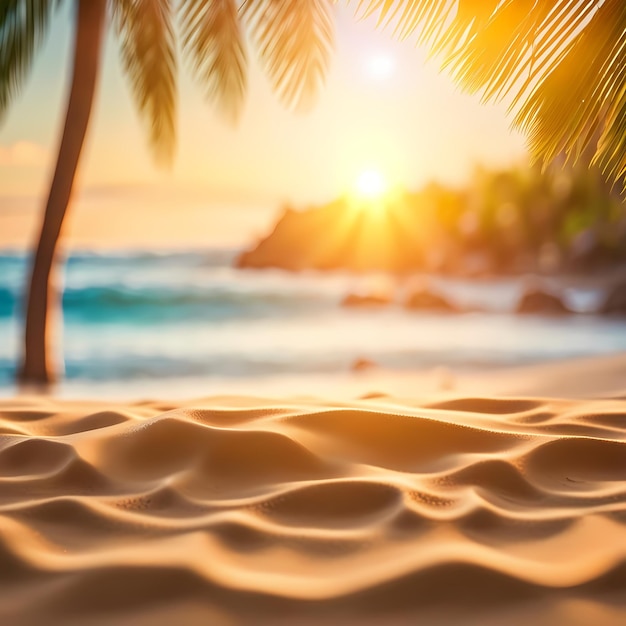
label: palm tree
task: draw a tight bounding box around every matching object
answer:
[354,0,626,184]
[0,0,335,384]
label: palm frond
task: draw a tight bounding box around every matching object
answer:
[113,0,177,165]
[179,0,247,121]
[354,0,626,187]
[514,2,626,173]
[242,0,335,110]
[0,0,59,122]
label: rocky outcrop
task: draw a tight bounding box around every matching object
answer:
[235,205,323,272]
[235,199,425,273]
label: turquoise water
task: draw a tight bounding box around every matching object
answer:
[1,250,625,396]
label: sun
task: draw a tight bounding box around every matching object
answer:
[364,54,396,81]
[355,169,388,200]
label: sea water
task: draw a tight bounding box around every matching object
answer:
[1,250,625,397]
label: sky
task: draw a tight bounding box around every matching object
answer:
[0,3,528,249]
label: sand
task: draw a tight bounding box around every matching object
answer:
[1,365,625,624]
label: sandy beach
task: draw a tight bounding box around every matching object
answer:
[1,356,625,625]
[3,0,626,623]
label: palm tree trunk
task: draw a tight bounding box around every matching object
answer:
[18,0,107,385]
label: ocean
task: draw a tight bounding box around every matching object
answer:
[1,250,625,398]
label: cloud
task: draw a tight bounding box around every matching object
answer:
[0,141,48,167]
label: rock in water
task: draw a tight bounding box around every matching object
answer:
[600,282,626,315]
[516,288,571,315]
[341,293,391,308]
[351,357,377,372]
[404,289,458,313]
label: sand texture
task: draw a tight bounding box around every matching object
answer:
[0,394,625,625]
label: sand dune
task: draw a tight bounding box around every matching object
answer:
[0,394,624,625]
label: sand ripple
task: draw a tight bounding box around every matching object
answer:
[0,396,625,625]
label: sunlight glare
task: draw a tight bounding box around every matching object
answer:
[365,54,396,80]
[355,169,388,200]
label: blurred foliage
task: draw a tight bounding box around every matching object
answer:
[405,162,626,274]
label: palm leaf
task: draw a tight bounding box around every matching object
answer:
[0,0,59,122]
[113,0,177,164]
[514,3,626,170]
[354,0,626,187]
[242,0,335,110]
[179,0,247,121]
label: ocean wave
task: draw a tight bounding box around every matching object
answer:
[0,283,332,323]
[3,252,626,392]
[0,287,15,318]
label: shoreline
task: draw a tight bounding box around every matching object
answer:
[5,351,626,402]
